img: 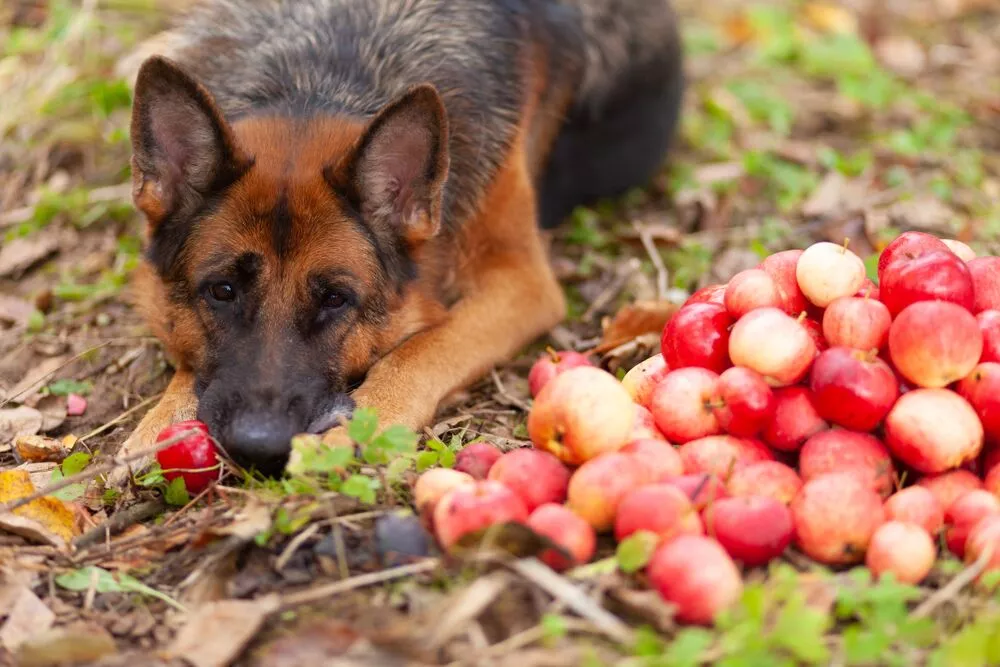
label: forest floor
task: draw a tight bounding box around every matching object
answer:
[1,0,1000,665]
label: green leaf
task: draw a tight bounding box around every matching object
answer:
[348,407,379,444]
[51,482,87,502]
[164,477,190,506]
[439,448,456,469]
[373,425,418,453]
[631,625,666,657]
[415,450,439,472]
[615,531,658,574]
[386,456,413,481]
[61,452,92,476]
[540,613,567,642]
[662,628,713,667]
[341,474,379,505]
[46,378,92,396]
[55,566,185,611]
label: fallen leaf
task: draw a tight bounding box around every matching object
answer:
[0,406,43,445]
[0,295,33,327]
[13,623,117,667]
[0,512,66,549]
[888,196,958,235]
[14,435,68,463]
[0,233,60,279]
[802,171,850,219]
[592,300,678,354]
[34,395,67,432]
[0,469,78,545]
[802,2,858,34]
[875,35,926,78]
[0,586,55,652]
[168,595,281,667]
[250,618,428,667]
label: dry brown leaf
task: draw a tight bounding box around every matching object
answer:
[0,295,33,327]
[34,394,67,432]
[3,354,71,405]
[592,300,677,354]
[0,470,78,545]
[250,618,428,667]
[13,623,117,667]
[0,586,55,652]
[0,233,60,278]
[875,35,926,78]
[168,595,281,667]
[0,406,43,445]
[14,435,68,463]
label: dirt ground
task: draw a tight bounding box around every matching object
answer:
[2,0,1000,665]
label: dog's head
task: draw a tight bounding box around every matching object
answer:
[129,56,450,473]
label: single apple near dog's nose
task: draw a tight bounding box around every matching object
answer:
[155,420,221,493]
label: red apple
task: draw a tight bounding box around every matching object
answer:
[628,404,670,443]
[661,302,734,373]
[155,420,219,494]
[727,461,802,505]
[801,318,828,353]
[661,473,729,511]
[956,362,1000,441]
[647,535,743,625]
[945,490,1000,558]
[711,367,775,437]
[685,284,727,306]
[977,310,1000,363]
[453,442,503,480]
[877,231,950,283]
[965,515,1000,584]
[759,249,808,315]
[729,308,817,387]
[885,389,984,474]
[942,239,977,262]
[413,468,475,520]
[917,470,984,513]
[621,439,684,482]
[528,367,635,465]
[986,464,1000,498]
[433,480,529,551]
[866,521,936,584]
[650,368,721,443]
[527,503,596,571]
[791,473,885,565]
[703,496,793,566]
[888,301,983,388]
[614,484,703,542]
[799,430,895,498]
[679,435,771,481]
[883,487,944,536]
[855,278,880,300]
[566,453,648,532]
[880,250,976,317]
[724,269,783,318]
[796,242,867,308]
[761,387,827,452]
[528,349,594,397]
[822,296,891,351]
[487,449,570,512]
[968,257,1000,313]
[809,347,898,431]
[621,354,670,408]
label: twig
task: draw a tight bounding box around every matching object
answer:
[76,393,163,443]
[582,258,641,321]
[506,558,634,645]
[277,558,439,610]
[634,222,670,301]
[911,544,995,619]
[275,523,320,572]
[0,428,202,514]
[71,499,166,549]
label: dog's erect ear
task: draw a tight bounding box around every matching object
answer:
[129,56,247,227]
[329,84,450,245]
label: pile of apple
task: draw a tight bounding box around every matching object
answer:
[412,232,1000,625]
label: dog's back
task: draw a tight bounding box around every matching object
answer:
[161,0,683,228]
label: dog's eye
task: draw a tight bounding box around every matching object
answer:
[208,282,236,303]
[323,292,348,310]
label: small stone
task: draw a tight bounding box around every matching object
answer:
[375,512,431,567]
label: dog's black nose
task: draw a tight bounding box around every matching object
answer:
[221,411,298,473]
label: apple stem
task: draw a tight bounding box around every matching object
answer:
[865,348,879,363]
[796,311,807,324]
[545,346,562,364]
[841,237,851,253]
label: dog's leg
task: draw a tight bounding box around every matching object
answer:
[106,370,198,487]
[342,142,566,434]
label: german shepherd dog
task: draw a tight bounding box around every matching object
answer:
[116,0,684,479]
